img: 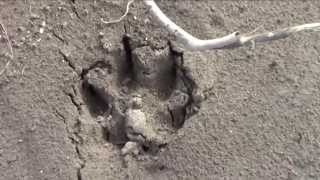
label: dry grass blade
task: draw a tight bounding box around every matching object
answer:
[101,0,136,24]
[0,22,13,76]
[0,60,11,76]
[0,23,13,58]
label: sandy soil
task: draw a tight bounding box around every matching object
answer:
[0,0,320,179]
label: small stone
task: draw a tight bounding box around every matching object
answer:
[106,115,112,121]
[46,33,52,40]
[121,141,139,156]
[126,109,147,132]
[131,96,143,109]
[168,90,189,109]
[96,115,104,123]
[96,115,110,128]
[125,109,155,143]
[103,143,112,148]
[75,162,82,169]
[192,105,200,113]
[144,18,150,24]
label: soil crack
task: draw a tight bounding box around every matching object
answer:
[75,145,85,180]
[69,0,82,21]
[62,85,86,180]
[65,92,82,114]
[52,92,85,180]
[51,30,66,44]
[59,49,78,74]
[54,109,68,125]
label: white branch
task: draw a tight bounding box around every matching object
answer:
[144,0,320,51]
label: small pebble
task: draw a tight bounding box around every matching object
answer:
[30,13,40,20]
[62,22,68,28]
[98,32,104,38]
[102,42,111,52]
[193,91,205,103]
[125,109,157,144]
[39,28,44,34]
[30,43,37,50]
[17,26,25,32]
[83,9,89,16]
[41,21,46,27]
[43,6,50,12]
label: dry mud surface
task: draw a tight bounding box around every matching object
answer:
[1,0,320,179]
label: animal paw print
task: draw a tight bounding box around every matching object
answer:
[80,35,203,154]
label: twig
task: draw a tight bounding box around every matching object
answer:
[101,0,136,24]
[0,22,13,76]
[144,0,320,51]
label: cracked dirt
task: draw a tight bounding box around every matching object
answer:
[1,0,320,179]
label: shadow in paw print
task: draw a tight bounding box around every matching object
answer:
[80,61,113,117]
[124,36,201,129]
